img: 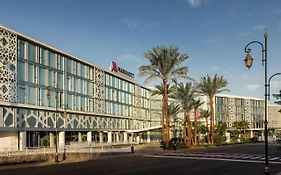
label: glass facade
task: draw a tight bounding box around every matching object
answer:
[15,38,151,131]
[215,96,264,129]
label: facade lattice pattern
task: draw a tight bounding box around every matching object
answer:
[94,67,105,113]
[0,29,17,102]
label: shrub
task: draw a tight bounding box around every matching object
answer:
[214,134,226,146]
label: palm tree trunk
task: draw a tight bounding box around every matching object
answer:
[165,94,170,148]
[183,111,187,147]
[163,78,170,149]
[194,110,198,146]
[206,117,210,144]
[161,97,165,145]
[210,97,215,145]
[187,112,192,147]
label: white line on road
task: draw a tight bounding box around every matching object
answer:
[144,155,281,165]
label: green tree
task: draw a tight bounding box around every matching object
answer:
[273,90,281,105]
[214,122,227,145]
[273,90,281,113]
[233,121,249,140]
[139,46,189,149]
[199,109,211,144]
[197,74,229,144]
[192,99,204,146]
[151,83,176,143]
[168,103,181,138]
[215,122,227,135]
[172,82,195,147]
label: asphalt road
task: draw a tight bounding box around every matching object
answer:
[0,143,280,175]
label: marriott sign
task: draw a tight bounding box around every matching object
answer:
[109,61,135,79]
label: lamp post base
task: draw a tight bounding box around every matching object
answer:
[55,154,59,163]
[264,165,270,175]
[63,147,66,160]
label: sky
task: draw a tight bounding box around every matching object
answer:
[1,0,281,103]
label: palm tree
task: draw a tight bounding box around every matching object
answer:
[197,74,229,144]
[151,83,176,143]
[233,121,249,139]
[192,99,204,146]
[139,46,189,148]
[168,103,181,138]
[172,82,195,147]
[200,109,211,144]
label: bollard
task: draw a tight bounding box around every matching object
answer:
[131,146,134,153]
[63,146,66,160]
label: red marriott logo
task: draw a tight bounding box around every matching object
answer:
[111,61,118,72]
[109,61,134,79]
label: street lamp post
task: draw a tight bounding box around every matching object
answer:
[63,106,67,160]
[47,87,58,163]
[243,31,269,175]
[55,88,59,163]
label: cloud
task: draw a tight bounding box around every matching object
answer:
[253,25,266,30]
[238,31,252,36]
[187,0,202,7]
[245,84,260,91]
[120,18,158,31]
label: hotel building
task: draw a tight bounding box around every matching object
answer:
[0,26,160,151]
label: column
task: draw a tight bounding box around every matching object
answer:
[99,132,103,143]
[78,132,83,142]
[87,131,92,143]
[19,131,26,151]
[108,131,112,143]
[50,132,55,147]
[116,132,120,143]
[147,131,151,143]
[140,133,144,143]
[250,130,254,138]
[59,131,65,148]
[123,132,128,143]
[136,135,140,143]
[129,133,134,143]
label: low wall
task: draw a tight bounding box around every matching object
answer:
[0,152,131,165]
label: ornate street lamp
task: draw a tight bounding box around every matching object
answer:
[244,53,253,69]
[243,31,269,175]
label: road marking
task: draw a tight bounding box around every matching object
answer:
[270,157,280,161]
[144,154,281,165]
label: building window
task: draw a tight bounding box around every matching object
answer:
[48,70,55,87]
[28,64,36,83]
[39,67,47,86]
[67,93,73,110]
[28,43,36,62]
[18,40,25,59]
[57,72,63,89]
[27,86,36,105]
[17,60,25,81]
[40,88,48,106]
[48,51,56,68]
[17,84,25,103]
[57,55,63,70]
[66,59,72,74]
